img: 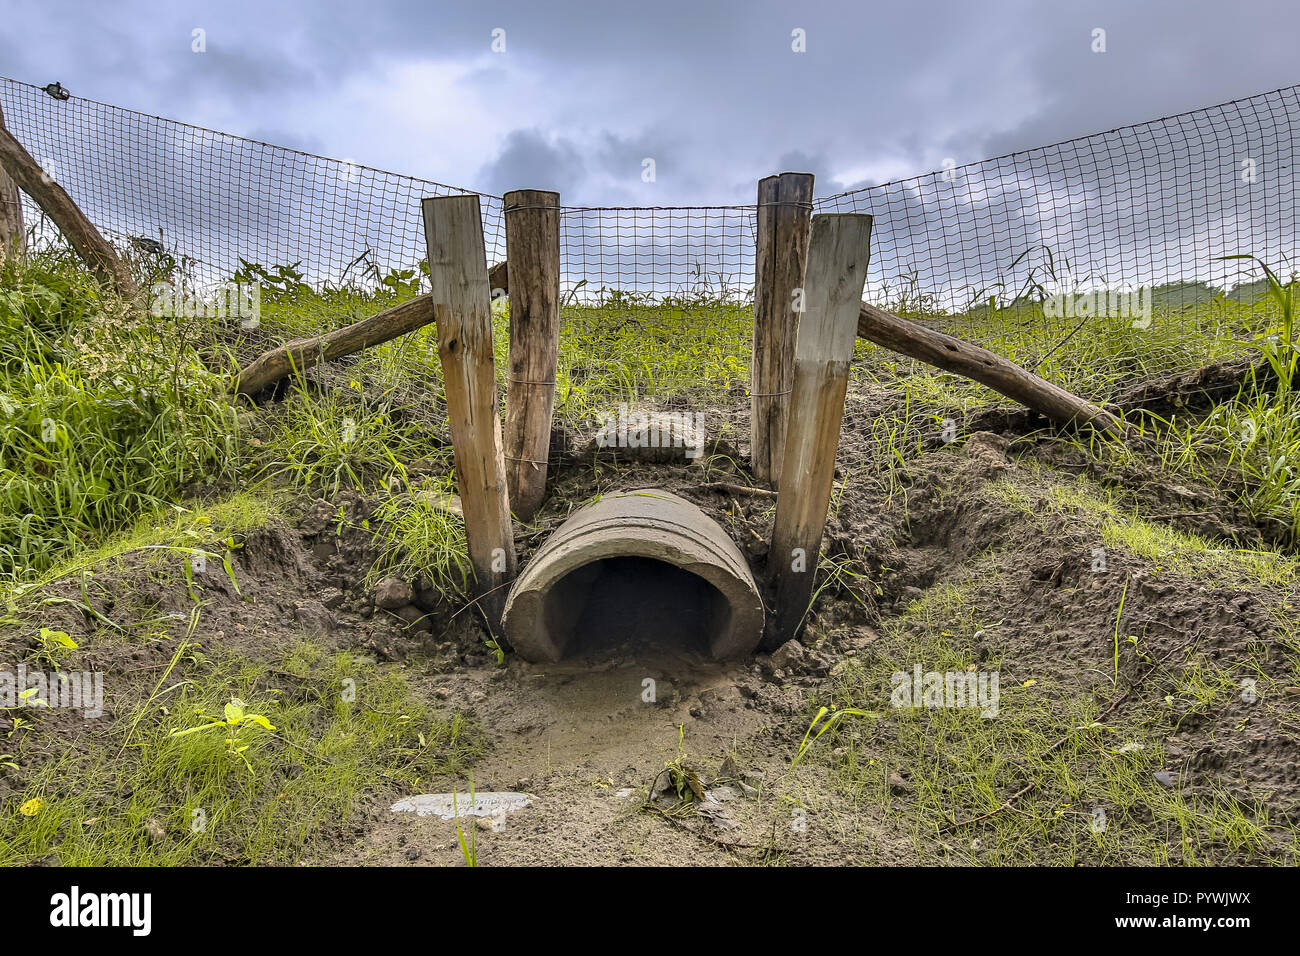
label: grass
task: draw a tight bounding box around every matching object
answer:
[551,299,751,429]
[0,250,238,581]
[367,474,472,599]
[807,562,1297,865]
[4,491,281,596]
[0,640,483,865]
[250,375,425,497]
[0,471,484,866]
[781,433,1300,864]
[5,243,1300,867]
[1044,478,1300,588]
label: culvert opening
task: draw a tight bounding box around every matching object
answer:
[542,555,734,656]
[502,489,765,662]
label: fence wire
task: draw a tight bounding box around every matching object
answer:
[2,75,1298,452]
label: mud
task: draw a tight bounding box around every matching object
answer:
[4,373,1298,865]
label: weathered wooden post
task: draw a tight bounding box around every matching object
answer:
[750,171,814,489]
[421,194,518,621]
[766,213,873,647]
[502,188,561,521]
[0,122,133,296]
[0,100,23,257]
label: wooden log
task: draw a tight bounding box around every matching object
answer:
[502,189,561,520]
[422,194,517,621]
[0,121,135,298]
[0,100,23,257]
[1109,350,1274,416]
[750,171,814,490]
[767,213,873,647]
[235,295,436,396]
[234,259,508,395]
[959,349,1272,436]
[856,302,1132,440]
[488,259,508,296]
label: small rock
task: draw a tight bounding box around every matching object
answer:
[405,846,422,861]
[415,490,463,516]
[1154,770,1177,789]
[413,578,447,613]
[844,627,880,649]
[965,431,1011,471]
[804,650,834,677]
[769,640,806,671]
[145,819,165,843]
[292,601,334,635]
[373,576,413,610]
[394,604,425,626]
[697,802,741,831]
[298,499,335,536]
[888,772,912,795]
[739,782,760,799]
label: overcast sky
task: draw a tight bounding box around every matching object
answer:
[3,0,1298,205]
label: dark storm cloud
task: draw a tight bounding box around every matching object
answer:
[5,0,1299,205]
[476,129,585,197]
[2,0,1297,304]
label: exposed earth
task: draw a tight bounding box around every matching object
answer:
[3,375,1298,867]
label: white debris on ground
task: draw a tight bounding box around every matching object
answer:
[390,792,532,820]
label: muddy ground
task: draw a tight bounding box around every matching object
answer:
[3,374,1298,866]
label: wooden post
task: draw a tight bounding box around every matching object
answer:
[766,213,873,647]
[0,100,23,257]
[0,123,135,298]
[750,171,814,489]
[421,194,517,621]
[502,189,561,521]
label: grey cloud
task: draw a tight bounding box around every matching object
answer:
[2,0,1297,311]
[7,0,1300,209]
[242,128,327,155]
[476,129,585,197]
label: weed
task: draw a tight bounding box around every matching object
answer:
[170,696,277,773]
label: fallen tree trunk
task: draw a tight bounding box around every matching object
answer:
[0,122,136,298]
[236,295,435,396]
[235,260,507,396]
[237,257,1124,442]
[1109,350,1275,417]
[856,302,1132,440]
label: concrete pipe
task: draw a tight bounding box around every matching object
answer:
[502,488,765,662]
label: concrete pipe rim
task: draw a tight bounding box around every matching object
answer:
[502,489,765,662]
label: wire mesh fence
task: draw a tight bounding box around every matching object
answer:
[2,74,1298,453]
